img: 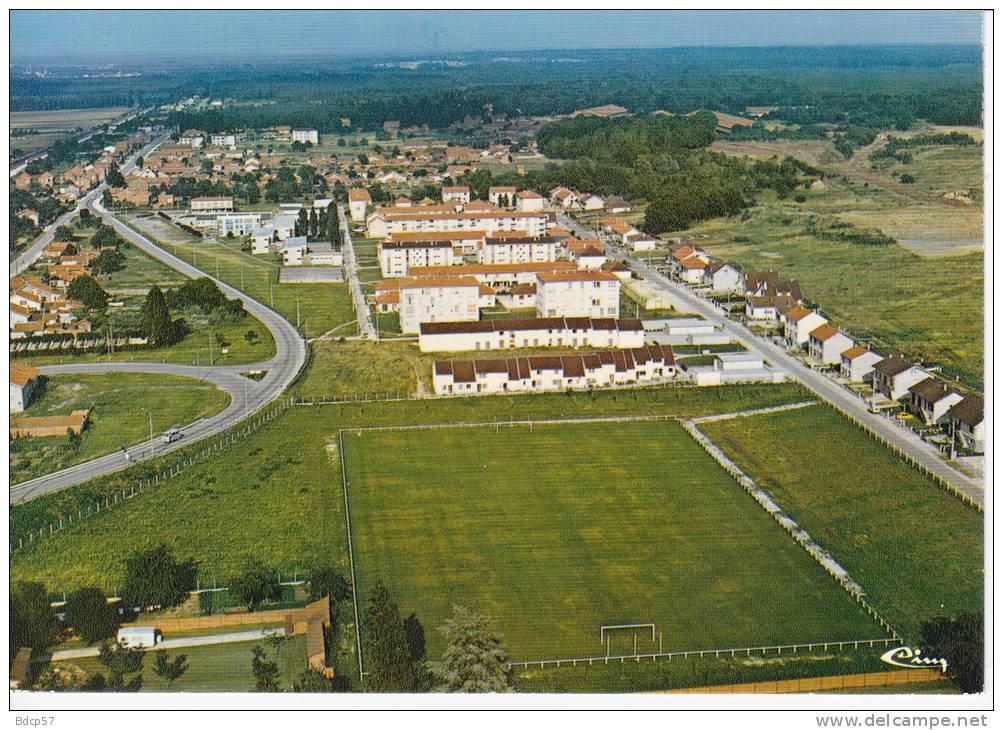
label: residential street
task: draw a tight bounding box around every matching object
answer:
[338,204,376,339]
[558,214,983,506]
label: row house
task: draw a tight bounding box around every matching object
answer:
[408,261,578,291]
[839,346,884,383]
[807,324,854,366]
[432,344,676,396]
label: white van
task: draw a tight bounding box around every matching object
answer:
[161,428,182,444]
[117,626,160,648]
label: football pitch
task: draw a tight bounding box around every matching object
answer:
[340,419,887,663]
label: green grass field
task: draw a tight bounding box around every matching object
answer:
[59,635,306,692]
[10,373,230,485]
[123,214,357,339]
[684,197,983,387]
[700,406,983,640]
[9,384,808,593]
[343,420,884,662]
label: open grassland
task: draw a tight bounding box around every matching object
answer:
[684,195,983,387]
[700,406,983,641]
[344,420,884,662]
[10,373,230,485]
[10,383,807,593]
[124,214,357,339]
[10,107,132,130]
[57,635,306,692]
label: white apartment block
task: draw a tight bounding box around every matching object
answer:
[515,190,546,212]
[379,240,462,277]
[366,210,548,239]
[210,133,236,147]
[432,344,676,396]
[190,196,234,214]
[399,277,481,335]
[489,186,516,207]
[418,316,645,353]
[478,235,558,265]
[292,129,319,144]
[218,212,266,238]
[408,261,578,291]
[442,186,471,204]
[536,271,620,318]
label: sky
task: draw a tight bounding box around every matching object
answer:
[10,10,984,63]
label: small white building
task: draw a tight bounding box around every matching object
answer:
[251,227,275,254]
[418,316,644,353]
[705,261,744,293]
[515,190,546,212]
[536,270,620,318]
[280,237,310,265]
[218,212,265,238]
[839,346,884,383]
[947,395,984,453]
[871,355,930,401]
[807,324,854,366]
[442,186,471,205]
[190,196,234,214]
[10,362,41,413]
[347,189,371,222]
[907,378,965,426]
[782,306,828,349]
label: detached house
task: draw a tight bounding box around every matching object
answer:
[946,395,984,453]
[907,378,964,426]
[871,355,930,401]
[704,260,744,293]
[782,306,828,348]
[10,362,42,413]
[347,188,371,222]
[807,324,854,366]
[840,346,883,383]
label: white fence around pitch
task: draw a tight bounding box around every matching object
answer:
[507,637,900,671]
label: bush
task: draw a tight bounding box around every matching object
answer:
[64,587,118,644]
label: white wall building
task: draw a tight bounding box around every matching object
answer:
[807,324,855,366]
[399,277,481,334]
[379,240,462,277]
[347,189,371,222]
[418,316,645,353]
[782,306,828,348]
[839,346,884,383]
[292,129,319,144]
[479,235,558,265]
[536,271,620,318]
[367,209,548,239]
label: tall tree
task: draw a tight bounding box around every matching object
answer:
[231,559,281,612]
[10,581,58,653]
[363,581,418,692]
[67,275,109,310]
[296,208,309,237]
[141,285,174,345]
[64,587,118,644]
[403,613,426,664]
[307,564,352,603]
[105,162,126,188]
[427,606,514,693]
[120,544,197,611]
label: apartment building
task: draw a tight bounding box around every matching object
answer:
[292,129,320,144]
[536,270,620,318]
[347,189,372,222]
[190,196,234,214]
[478,235,559,265]
[442,186,471,204]
[418,316,645,352]
[378,239,462,277]
[398,276,481,334]
[408,261,578,290]
[218,212,266,238]
[366,209,548,239]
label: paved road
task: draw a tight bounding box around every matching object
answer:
[44,627,286,662]
[558,214,983,506]
[10,139,307,504]
[338,204,376,339]
[10,132,171,279]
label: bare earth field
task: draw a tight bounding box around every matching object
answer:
[9,107,132,130]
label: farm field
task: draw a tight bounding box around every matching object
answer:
[10,373,230,485]
[10,107,132,131]
[682,191,984,387]
[9,383,808,593]
[123,214,357,339]
[55,635,307,692]
[700,406,983,640]
[342,420,885,662]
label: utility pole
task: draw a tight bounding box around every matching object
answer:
[244,379,248,419]
[208,330,213,365]
[270,281,274,308]
[144,409,154,459]
[296,298,301,329]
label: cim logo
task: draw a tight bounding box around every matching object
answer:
[880,645,948,673]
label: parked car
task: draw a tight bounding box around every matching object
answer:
[161,428,182,444]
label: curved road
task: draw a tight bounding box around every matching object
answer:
[10,149,307,503]
[559,214,983,506]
